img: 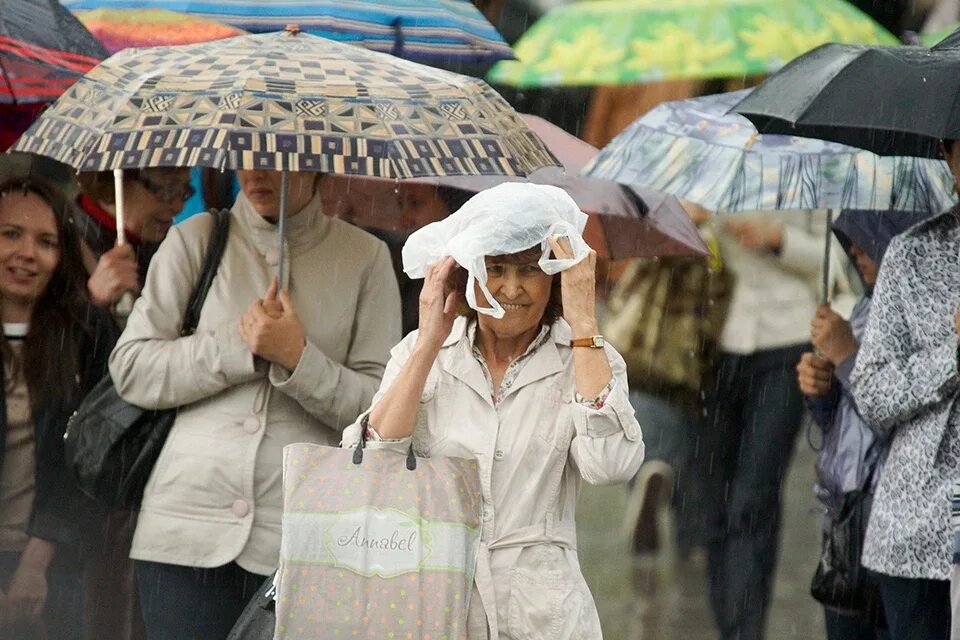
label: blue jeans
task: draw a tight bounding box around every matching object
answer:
[701,345,808,640]
[875,574,950,640]
[629,390,704,550]
[136,560,267,640]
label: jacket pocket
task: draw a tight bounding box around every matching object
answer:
[506,549,590,640]
[535,385,574,452]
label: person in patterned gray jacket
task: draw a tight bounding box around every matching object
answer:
[850,140,960,640]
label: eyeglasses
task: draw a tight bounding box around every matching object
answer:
[133,174,196,205]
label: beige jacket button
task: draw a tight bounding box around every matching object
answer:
[265,249,279,266]
[243,416,260,434]
[232,499,250,518]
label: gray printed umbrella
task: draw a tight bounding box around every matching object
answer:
[11,29,558,178]
[584,89,956,214]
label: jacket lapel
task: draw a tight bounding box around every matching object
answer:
[440,318,494,406]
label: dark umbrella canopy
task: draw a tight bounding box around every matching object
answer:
[733,42,960,158]
[0,0,107,103]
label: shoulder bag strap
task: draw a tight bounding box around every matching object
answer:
[180,209,231,337]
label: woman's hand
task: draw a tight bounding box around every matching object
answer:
[1,538,54,626]
[548,236,599,336]
[238,278,306,371]
[797,352,834,397]
[415,257,461,353]
[87,244,141,308]
[811,304,856,366]
[725,219,784,253]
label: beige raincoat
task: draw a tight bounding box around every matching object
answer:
[109,193,401,575]
[342,316,645,639]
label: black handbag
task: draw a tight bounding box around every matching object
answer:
[226,572,277,640]
[810,489,883,617]
[64,209,231,509]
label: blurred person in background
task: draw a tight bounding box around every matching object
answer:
[74,167,192,640]
[699,209,841,640]
[0,177,114,640]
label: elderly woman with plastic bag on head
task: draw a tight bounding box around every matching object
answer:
[108,168,401,640]
[341,183,646,640]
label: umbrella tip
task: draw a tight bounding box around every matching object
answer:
[285,24,302,35]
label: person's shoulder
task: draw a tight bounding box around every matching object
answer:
[900,205,960,242]
[325,217,390,253]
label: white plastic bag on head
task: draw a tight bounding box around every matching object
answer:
[402,183,591,319]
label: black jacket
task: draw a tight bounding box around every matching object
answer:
[0,304,116,552]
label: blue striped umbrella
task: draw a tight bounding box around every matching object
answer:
[584,89,957,214]
[61,0,513,64]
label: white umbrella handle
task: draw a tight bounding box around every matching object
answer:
[112,169,135,318]
[821,208,833,306]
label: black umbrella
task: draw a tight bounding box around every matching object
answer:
[0,0,107,103]
[732,41,960,158]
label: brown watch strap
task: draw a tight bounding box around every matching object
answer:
[570,335,604,348]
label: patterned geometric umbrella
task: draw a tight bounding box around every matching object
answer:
[0,0,107,103]
[61,0,513,64]
[487,0,895,88]
[583,89,956,214]
[74,8,246,54]
[12,30,557,179]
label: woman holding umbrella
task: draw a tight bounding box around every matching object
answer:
[108,168,401,639]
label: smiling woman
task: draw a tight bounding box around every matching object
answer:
[343,183,646,640]
[0,177,115,640]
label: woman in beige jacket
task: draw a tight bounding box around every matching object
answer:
[342,184,645,639]
[109,170,401,640]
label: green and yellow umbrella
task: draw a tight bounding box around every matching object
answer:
[488,0,897,88]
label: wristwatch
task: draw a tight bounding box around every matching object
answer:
[570,335,605,348]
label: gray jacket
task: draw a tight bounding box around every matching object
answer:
[851,208,960,580]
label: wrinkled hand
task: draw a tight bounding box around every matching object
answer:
[87,244,140,308]
[548,236,599,336]
[415,257,462,353]
[811,304,856,366]
[725,219,784,252]
[797,352,834,398]
[2,561,47,626]
[238,278,305,371]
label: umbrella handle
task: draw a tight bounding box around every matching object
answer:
[277,170,288,286]
[110,169,136,319]
[821,209,833,305]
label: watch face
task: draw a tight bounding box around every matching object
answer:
[592,336,604,348]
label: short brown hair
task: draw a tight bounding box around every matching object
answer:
[455,246,563,327]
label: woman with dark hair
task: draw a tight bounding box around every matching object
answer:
[343,183,645,639]
[0,177,114,640]
[74,167,192,311]
[74,167,192,640]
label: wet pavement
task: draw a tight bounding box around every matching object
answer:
[577,430,823,640]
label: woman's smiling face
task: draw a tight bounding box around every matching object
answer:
[475,251,552,338]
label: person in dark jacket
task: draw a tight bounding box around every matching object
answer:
[797,209,929,640]
[74,168,192,311]
[0,177,115,640]
[72,168,191,640]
